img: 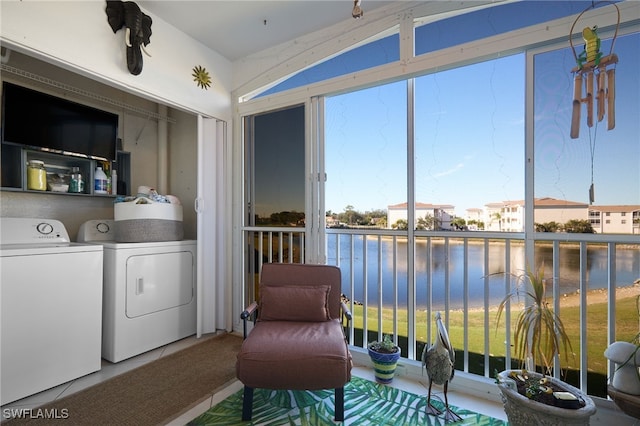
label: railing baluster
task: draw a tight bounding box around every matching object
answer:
[444,237,450,325]
[552,240,560,378]
[579,241,588,392]
[377,235,383,341]
[426,236,433,352]
[363,235,370,342]
[348,234,355,345]
[504,239,511,370]
[463,237,469,373]
[607,242,617,384]
[259,231,264,272]
[483,238,490,378]
[393,235,398,345]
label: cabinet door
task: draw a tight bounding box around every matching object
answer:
[0,144,23,189]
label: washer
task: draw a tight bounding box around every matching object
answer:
[1,217,103,405]
[77,220,196,363]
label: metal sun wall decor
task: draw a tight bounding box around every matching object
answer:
[192,65,212,90]
[569,1,620,139]
[106,0,152,75]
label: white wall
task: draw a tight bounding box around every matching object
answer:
[535,207,588,225]
[600,211,633,234]
[0,0,232,120]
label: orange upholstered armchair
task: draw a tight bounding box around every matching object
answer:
[236,263,353,421]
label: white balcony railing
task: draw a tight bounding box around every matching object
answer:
[244,226,640,399]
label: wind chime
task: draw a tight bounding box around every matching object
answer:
[569,2,620,204]
[569,1,620,139]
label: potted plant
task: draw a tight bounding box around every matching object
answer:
[368,334,401,384]
[493,265,596,425]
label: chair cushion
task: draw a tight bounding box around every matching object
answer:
[258,285,330,322]
[260,264,342,320]
[236,319,352,390]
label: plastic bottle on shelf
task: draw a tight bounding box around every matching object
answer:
[69,167,84,193]
[103,163,111,194]
[94,166,108,194]
[111,169,117,195]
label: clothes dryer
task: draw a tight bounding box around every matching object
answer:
[78,220,196,362]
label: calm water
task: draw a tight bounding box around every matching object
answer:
[327,235,640,309]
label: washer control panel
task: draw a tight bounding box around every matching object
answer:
[0,218,70,244]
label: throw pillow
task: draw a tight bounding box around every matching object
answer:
[258,284,331,322]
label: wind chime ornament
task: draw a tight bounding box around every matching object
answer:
[569,2,620,139]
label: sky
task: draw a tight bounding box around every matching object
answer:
[323,11,639,216]
[252,1,639,219]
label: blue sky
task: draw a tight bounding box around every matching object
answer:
[324,28,638,216]
[534,32,639,209]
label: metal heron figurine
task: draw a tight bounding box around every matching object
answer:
[422,311,462,423]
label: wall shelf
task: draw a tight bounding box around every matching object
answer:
[1,144,129,197]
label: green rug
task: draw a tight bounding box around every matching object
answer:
[188,376,506,425]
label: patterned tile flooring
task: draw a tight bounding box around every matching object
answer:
[1,333,507,424]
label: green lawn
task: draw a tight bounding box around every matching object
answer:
[349,295,638,376]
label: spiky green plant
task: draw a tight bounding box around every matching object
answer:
[368,334,399,353]
[495,264,574,375]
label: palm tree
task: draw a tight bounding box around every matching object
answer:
[492,212,503,232]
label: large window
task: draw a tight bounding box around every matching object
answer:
[534,32,640,232]
[238,1,639,398]
[325,81,407,227]
[324,54,525,232]
[415,55,525,231]
[245,105,306,227]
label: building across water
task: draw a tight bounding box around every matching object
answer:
[384,197,640,234]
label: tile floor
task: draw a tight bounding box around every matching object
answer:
[2,333,507,424]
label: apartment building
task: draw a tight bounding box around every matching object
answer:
[387,202,453,230]
[590,205,640,234]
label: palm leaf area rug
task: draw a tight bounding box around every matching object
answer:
[188,376,506,425]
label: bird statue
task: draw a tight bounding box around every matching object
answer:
[422,311,461,423]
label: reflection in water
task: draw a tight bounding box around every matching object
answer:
[327,235,640,309]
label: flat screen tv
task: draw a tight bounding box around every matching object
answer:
[1,82,118,161]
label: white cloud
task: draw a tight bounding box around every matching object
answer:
[434,162,464,178]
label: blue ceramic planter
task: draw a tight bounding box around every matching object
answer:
[368,347,401,384]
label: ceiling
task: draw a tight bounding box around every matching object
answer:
[139,1,395,62]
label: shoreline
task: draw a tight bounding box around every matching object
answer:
[351,283,640,312]
[556,282,640,308]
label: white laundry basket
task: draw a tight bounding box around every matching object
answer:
[114,200,184,242]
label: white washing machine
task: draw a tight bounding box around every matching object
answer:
[77,220,196,363]
[0,217,103,405]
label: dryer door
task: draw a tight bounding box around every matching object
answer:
[126,251,194,318]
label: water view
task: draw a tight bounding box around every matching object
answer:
[327,235,640,310]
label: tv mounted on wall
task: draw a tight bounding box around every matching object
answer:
[1,82,118,161]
